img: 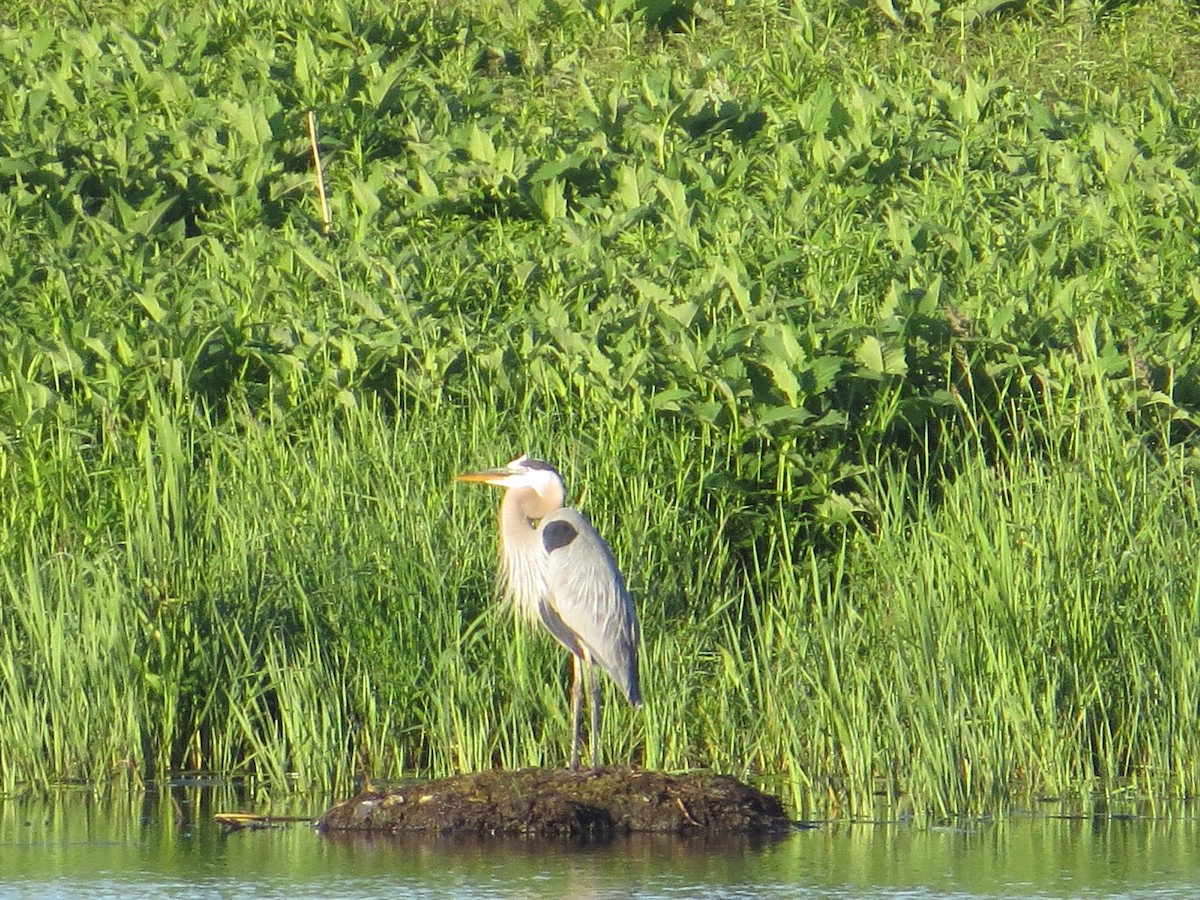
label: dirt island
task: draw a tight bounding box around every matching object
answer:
[317,767,793,839]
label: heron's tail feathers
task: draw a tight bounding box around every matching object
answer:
[610,656,642,709]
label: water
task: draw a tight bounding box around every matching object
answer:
[2,784,1198,898]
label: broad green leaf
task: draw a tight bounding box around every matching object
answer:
[219,99,271,144]
[712,257,751,313]
[289,242,337,280]
[760,324,805,367]
[857,335,886,373]
[855,336,907,376]
[632,278,670,304]
[763,357,802,406]
[530,153,585,183]
[810,356,843,393]
[873,0,905,29]
[756,405,814,426]
[655,177,689,228]
[614,165,642,210]
[294,31,315,90]
[139,294,166,324]
[661,301,697,328]
[533,178,567,222]
[650,387,693,411]
[467,124,495,163]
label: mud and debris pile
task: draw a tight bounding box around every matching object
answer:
[317,767,791,838]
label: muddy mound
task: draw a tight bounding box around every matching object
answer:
[317,767,791,838]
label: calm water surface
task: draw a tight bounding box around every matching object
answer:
[1,784,1197,898]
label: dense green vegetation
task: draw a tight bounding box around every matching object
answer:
[2,0,1199,818]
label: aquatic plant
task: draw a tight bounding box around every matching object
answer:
[2,0,1199,817]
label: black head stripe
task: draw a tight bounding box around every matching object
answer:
[523,458,558,472]
[543,519,578,553]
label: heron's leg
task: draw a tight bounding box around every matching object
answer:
[589,661,601,771]
[569,653,583,771]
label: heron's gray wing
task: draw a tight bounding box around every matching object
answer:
[535,596,582,658]
[539,509,642,707]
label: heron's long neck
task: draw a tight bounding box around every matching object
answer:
[497,485,563,621]
[501,484,562,526]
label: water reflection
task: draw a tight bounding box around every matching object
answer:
[316,829,793,899]
[1,784,1198,898]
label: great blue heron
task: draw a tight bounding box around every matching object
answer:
[455,455,642,770]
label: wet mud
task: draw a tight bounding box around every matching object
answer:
[317,767,792,839]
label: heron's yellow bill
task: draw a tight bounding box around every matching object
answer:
[454,469,507,484]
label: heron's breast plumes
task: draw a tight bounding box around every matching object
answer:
[499,528,547,623]
[496,486,553,623]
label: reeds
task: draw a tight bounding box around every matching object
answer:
[3,375,1198,817]
[3,0,1200,819]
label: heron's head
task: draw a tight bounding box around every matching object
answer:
[455,455,565,498]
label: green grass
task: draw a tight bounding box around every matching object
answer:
[2,0,1200,818]
[3,381,1197,817]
